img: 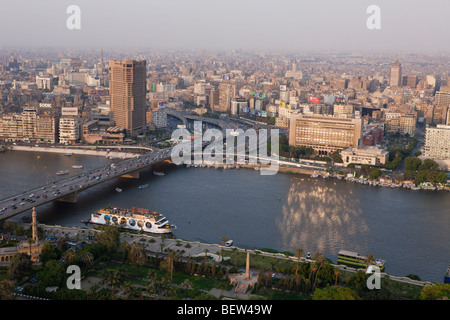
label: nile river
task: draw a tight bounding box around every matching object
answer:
[0,150,449,283]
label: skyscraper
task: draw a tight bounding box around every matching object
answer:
[109,59,147,136]
[389,61,402,87]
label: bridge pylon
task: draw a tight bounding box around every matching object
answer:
[120,171,140,179]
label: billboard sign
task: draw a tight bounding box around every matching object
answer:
[309,97,319,103]
[61,107,78,116]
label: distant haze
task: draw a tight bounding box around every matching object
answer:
[0,0,449,52]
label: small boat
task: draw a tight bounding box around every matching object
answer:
[65,153,72,157]
[138,184,149,189]
[153,171,165,176]
[115,188,123,192]
[56,170,69,176]
[225,240,233,247]
[72,165,83,169]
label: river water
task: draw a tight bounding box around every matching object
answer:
[0,150,449,283]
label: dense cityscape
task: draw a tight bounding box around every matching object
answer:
[0,1,449,310]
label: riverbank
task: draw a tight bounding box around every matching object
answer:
[35,223,435,287]
[183,162,450,192]
[9,145,138,159]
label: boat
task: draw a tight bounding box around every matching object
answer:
[115,188,123,192]
[311,173,319,178]
[337,250,386,271]
[445,264,450,284]
[153,171,165,176]
[56,170,69,176]
[225,240,233,247]
[65,153,72,157]
[89,207,176,234]
[72,165,83,169]
[138,184,148,189]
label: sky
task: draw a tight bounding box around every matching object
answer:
[0,0,449,52]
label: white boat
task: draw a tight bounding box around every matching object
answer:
[138,184,149,189]
[90,207,176,234]
[153,171,165,176]
[115,188,123,192]
[225,240,233,247]
[56,170,69,176]
[72,165,83,169]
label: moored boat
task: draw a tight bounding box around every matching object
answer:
[89,207,176,234]
[56,170,69,176]
[138,184,148,189]
[337,250,385,271]
[153,171,165,176]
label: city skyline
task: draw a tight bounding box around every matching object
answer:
[0,0,449,52]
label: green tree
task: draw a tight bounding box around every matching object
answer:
[313,286,360,300]
[128,243,147,268]
[0,280,15,300]
[405,157,422,171]
[369,168,381,180]
[331,151,343,163]
[8,253,32,281]
[420,283,450,300]
[39,242,62,265]
[37,260,66,288]
[96,226,121,254]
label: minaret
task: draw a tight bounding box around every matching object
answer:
[32,207,38,243]
[245,252,250,280]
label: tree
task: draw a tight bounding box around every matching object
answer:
[39,241,62,265]
[294,248,303,275]
[79,251,94,271]
[405,157,422,171]
[313,286,360,300]
[369,168,381,180]
[37,260,66,288]
[219,237,228,263]
[128,243,147,268]
[160,250,178,282]
[181,279,193,298]
[331,151,343,163]
[0,280,15,300]
[420,284,450,300]
[96,225,120,254]
[102,269,124,300]
[8,253,32,281]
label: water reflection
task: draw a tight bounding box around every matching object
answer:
[277,177,369,256]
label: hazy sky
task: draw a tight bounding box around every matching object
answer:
[0,0,449,52]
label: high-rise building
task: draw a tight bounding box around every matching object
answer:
[217,81,235,112]
[109,59,147,136]
[289,114,363,155]
[423,124,450,160]
[389,61,402,87]
[59,116,80,144]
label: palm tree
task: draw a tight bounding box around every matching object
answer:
[334,268,340,286]
[129,243,147,268]
[312,254,327,291]
[120,241,131,263]
[219,236,228,262]
[102,269,122,300]
[181,279,193,298]
[79,251,94,271]
[366,253,375,270]
[294,248,303,275]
